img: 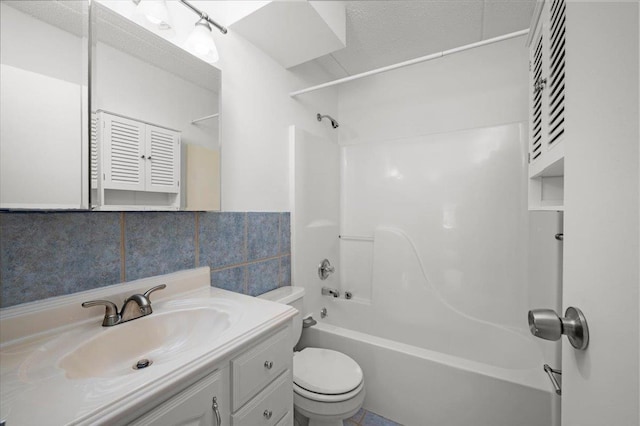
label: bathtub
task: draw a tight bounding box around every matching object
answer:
[300,321,556,426]
[297,227,558,426]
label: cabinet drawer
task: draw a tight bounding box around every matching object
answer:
[232,370,292,426]
[232,325,292,410]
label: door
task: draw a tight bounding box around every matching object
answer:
[145,124,181,193]
[99,111,146,192]
[562,2,639,426]
[130,368,229,426]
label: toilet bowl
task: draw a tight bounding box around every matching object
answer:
[258,287,365,426]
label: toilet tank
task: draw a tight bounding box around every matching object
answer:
[257,286,305,348]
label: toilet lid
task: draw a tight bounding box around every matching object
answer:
[293,348,363,395]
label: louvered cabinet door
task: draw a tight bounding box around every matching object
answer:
[91,113,98,190]
[546,0,566,150]
[144,125,180,193]
[529,16,547,165]
[100,112,146,192]
[528,0,566,169]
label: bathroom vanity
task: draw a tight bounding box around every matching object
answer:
[0,268,296,425]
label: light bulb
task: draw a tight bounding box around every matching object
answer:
[137,0,170,26]
[184,20,219,63]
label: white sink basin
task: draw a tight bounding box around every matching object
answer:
[58,305,231,379]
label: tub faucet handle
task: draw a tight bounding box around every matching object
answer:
[318,259,335,280]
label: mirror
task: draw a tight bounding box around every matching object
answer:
[92,1,221,211]
[0,0,221,211]
[0,0,89,209]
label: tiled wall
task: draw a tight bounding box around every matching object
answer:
[0,211,291,308]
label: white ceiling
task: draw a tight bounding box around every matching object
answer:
[309,0,537,78]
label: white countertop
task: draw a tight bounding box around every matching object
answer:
[0,268,296,425]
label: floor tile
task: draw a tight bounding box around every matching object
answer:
[361,410,402,426]
[348,408,366,423]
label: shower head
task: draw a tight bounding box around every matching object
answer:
[317,113,339,129]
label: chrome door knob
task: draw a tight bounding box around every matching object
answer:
[528,306,589,350]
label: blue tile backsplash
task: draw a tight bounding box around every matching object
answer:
[125,212,196,281]
[0,212,121,308]
[246,258,280,297]
[247,212,280,261]
[199,212,246,269]
[0,212,291,308]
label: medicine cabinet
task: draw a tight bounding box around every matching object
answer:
[0,0,221,211]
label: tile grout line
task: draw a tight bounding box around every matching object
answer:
[278,213,282,287]
[120,212,126,282]
[243,212,248,295]
[210,254,287,272]
[194,212,199,268]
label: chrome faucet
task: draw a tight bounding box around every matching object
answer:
[321,287,340,298]
[82,284,166,326]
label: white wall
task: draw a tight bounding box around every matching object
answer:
[338,36,529,146]
[335,36,532,328]
[290,126,341,320]
[214,27,339,212]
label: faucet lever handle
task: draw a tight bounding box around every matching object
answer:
[143,284,167,300]
[81,300,120,326]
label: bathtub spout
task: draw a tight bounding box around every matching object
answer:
[321,287,340,298]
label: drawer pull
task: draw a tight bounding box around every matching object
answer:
[264,360,273,369]
[263,409,272,419]
[212,396,221,426]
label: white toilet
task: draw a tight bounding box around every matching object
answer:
[258,287,365,426]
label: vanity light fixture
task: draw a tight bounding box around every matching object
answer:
[136,0,171,28]
[179,0,227,63]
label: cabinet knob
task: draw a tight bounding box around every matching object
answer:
[263,409,272,419]
[147,156,152,160]
[264,360,273,369]
[141,155,146,159]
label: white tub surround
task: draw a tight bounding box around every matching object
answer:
[0,267,296,425]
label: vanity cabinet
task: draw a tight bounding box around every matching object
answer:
[129,324,293,426]
[130,368,229,426]
[94,110,181,211]
[527,0,566,210]
[232,325,291,410]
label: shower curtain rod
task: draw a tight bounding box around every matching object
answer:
[191,113,219,124]
[289,29,529,97]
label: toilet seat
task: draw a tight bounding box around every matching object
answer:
[293,348,363,401]
[294,380,365,403]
